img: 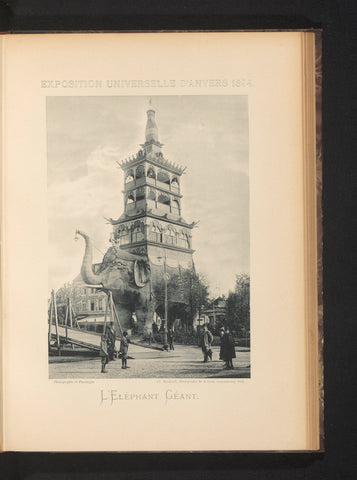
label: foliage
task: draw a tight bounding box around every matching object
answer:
[50,284,80,325]
[153,269,209,330]
[225,273,250,336]
[144,331,199,345]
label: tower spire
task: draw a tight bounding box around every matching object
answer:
[145,99,159,143]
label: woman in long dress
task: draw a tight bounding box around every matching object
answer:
[223,326,236,369]
[219,327,226,366]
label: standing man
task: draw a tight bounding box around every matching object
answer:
[167,328,175,350]
[219,327,226,366]
[201,324,213,363]
[120,331,130,369]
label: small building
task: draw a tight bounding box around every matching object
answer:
[200,297,226,330]
[55,269,109,333]
[71,270,107,316]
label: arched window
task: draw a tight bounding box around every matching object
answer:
[157,171,170,185]
[158,193,170,206]
[132,222,144,243]
[119,226,131,245]
[147,167,156,179]
[148,189,156,201]
[136,164,145,179]
[127,192,135,204]
[165,228,177,245]
[171,199,180,215]
[120,232,131,245]
[171,177,179,192]
[136,187,145,201]
[178,231,189,249]
[150,224,162,243]
[125,170,134,183]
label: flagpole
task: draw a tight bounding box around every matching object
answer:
[163,250,168,350]
[157,251,169,351]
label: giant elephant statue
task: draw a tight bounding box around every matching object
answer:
[76,230,159,334]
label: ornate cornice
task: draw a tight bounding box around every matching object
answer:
[123,183,183,199]
[120,240,195,255]
[118,155,186,176]
[108,210,197,229]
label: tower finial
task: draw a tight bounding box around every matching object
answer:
[145,100,158,142]
[148,97,154,112]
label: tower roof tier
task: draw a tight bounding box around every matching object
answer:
[106,211,197,229]
[123,184,183,199]
[118,104,186,175]
[118,154,185,176]
[119,239,195,256]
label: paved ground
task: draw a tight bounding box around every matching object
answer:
[49,344,251,379]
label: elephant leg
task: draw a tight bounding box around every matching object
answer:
[114,304,133,334]
[135,306,155,336]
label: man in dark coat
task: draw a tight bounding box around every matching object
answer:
[120,331,130,369]
[222,326,236,369]
[219,327,226,365]
[167,328,174,350]
[201,324,213,362]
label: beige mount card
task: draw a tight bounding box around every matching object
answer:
[0,31,322,452]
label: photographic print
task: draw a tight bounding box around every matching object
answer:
[48,95,250,379]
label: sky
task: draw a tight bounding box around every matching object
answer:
[47,95,249,297]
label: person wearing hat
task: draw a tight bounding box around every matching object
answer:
[167,328,175,350]
[120,331,130,369]
[219,327,226,365]
[222,326,236,369]
[201,324,213,362]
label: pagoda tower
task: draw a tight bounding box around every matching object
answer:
[109,102,195,275]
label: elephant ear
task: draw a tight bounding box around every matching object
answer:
[134,259,150,287]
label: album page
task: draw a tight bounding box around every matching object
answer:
[2,32,310,451]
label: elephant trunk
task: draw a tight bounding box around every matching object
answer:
[76,230,104,286]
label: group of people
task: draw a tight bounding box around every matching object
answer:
[100,322,236,373]
[219,326,236,369]
[201,324,236,369]
[100,322,130,373]
[159,328,175,351]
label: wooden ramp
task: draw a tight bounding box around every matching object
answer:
[49,290,123,353]
[51,325,101,352]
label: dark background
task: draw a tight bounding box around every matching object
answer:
[0,1,356,479]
